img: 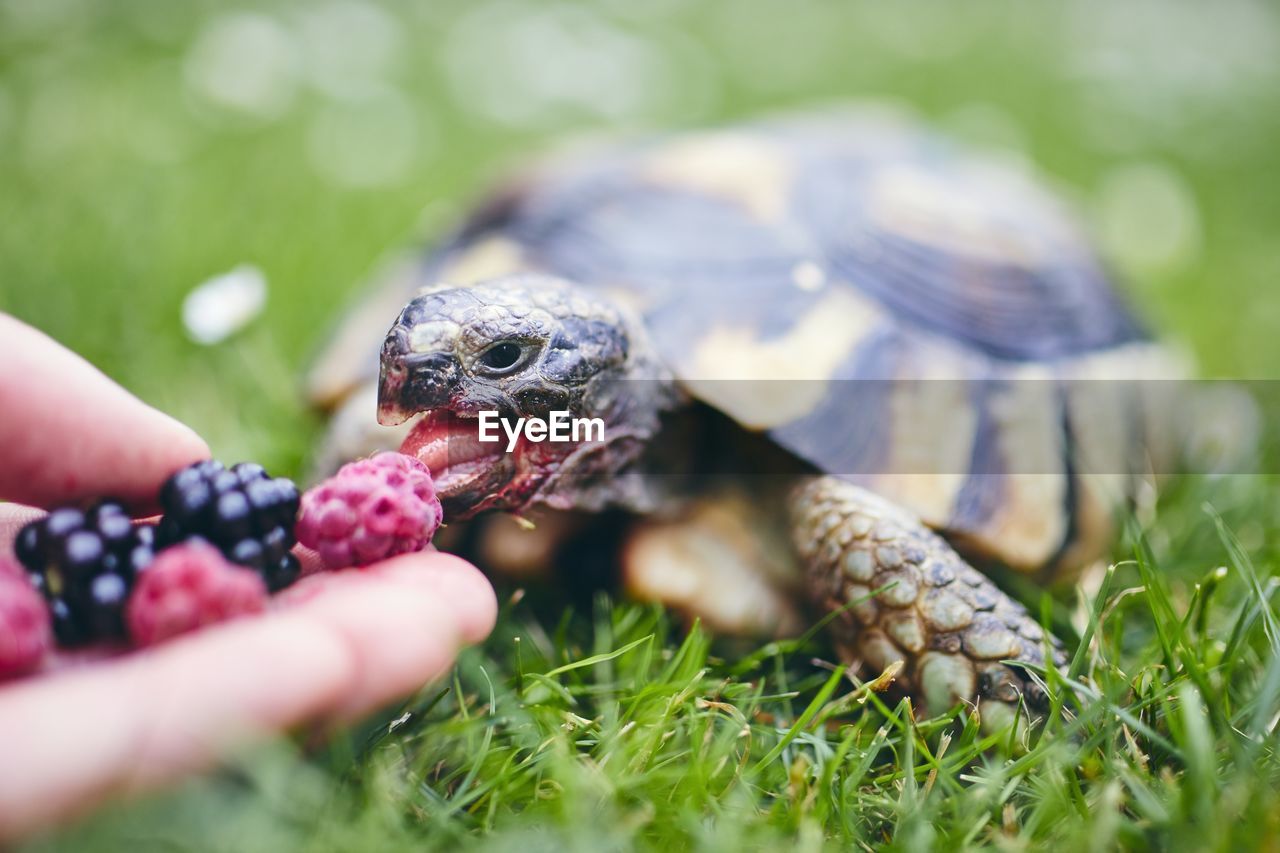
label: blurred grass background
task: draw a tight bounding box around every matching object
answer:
[4,0,1280,849]
[2,0,1279,479]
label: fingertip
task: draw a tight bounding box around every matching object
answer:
[0,314,213,511]
[120,419,211,516]
[153,414,212,475]
[283,577,464,720]
[367,552,498,645]
[0,504,43,552]
[281,551,498,647]
[272,552,496,720]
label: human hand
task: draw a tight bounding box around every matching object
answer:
[0,314,497,840]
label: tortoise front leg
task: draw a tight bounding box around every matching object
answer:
[623,489,805,637]
[788,477,1066,723]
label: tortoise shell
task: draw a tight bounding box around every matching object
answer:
[310,108,1185,573]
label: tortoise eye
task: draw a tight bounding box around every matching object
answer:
[478,341,524,373]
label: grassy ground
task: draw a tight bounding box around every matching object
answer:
[3,1,1280,850]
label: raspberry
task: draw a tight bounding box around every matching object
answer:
[158,460,301,592]
[14,502,156,646]
[126,541,268,647]
[296,452,443,570]
[0,563,52,679]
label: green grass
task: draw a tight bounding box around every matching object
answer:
[27,474,1280,851]
[3,1,1280,850]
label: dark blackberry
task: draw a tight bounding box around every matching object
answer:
[14,501,157,647]
[158,460,301,592]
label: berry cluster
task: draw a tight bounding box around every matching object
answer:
[10,459,300,653]
[3,452,442,675]
[158,460,301,592]
[297,452,443,570]
[14,502,156,646]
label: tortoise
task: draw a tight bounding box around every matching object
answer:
[307,108,1188,723]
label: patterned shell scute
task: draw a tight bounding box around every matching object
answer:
[453,113,1147,367]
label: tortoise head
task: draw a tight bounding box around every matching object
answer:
[378,274,675,519]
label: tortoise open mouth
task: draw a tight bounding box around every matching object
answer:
[398,406,595,518]
[399,410,510,503]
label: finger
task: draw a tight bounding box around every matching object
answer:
[278,552,497,720]
[0,613,355,841]
[0,504,42,552]
[0,314,210,512]
[361,552,498,646]
[0,552,495,840]
[293,543,326,577]
[290,542,441,579]
[2,511,494,670]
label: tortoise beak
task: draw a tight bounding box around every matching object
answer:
[380,326,518,516]
[376,325,463,426]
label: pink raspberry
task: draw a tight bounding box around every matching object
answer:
[296,452,443,570]
[0,560,52,680]
[127,541,268,647]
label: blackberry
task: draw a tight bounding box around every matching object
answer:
[158,460,301,592]
[14,501,157,647]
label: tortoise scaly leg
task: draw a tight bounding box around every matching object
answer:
[788,477,1066,725]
